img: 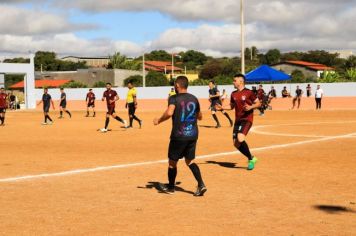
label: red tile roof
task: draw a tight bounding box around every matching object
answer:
[144,61,182,72]
[285,61,334,71]
[10,79,71,89]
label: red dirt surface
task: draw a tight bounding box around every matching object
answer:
[0,109,355,235]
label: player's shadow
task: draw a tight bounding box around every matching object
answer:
[313,205,356,214]
[137,181,195,195]
[203,160,246,169]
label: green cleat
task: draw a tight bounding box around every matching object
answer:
[247,157,258,170]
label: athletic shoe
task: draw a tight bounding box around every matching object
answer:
[215,124,221,128]
[85,114,89,117]
[158,183,175,195]
[123,120,128,128]
[247,157,258,170]
[58,116,63,119]
[41,122,47,125]
[100,128,108,133]
[193,185,207,196]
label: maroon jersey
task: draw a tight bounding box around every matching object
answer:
[0,93,7,108]
[103,89,117,107]
[86,92,95,103]
[230,88,257,123]
[257,89,265,100]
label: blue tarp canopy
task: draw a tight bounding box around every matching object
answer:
[245,65,291,82]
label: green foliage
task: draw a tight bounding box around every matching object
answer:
[4,74,24,89]
[181,50,208,70]
[291,69,306,83]
[145,50,172,61]
[62,80,87,88]
[261,49,281,65]
[344,55,356,70]
[301,50,340,67]
[108,52,141,70]
[92,81,107,88]
[34,51,88,71]
[3,57,30,63]
[146,71,169,87]
[211,75,233,85]
[199,58,240,80]
[319,71,342,83]
[344,68,356,81]
[190,79,210,86]
[124,75,143,87]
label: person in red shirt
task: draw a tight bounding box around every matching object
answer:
[257,84,266,116]
[85,89,96,117]
[0,88,8,126]
[99,83,127,132]
[216,74,261,170]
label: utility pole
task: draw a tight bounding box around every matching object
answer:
[142,53,146,87]
[240,0,245,74]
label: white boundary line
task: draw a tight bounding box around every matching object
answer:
[1,131,356,183]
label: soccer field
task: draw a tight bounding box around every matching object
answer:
[0,110,355,235]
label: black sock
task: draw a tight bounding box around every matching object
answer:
[168,167,177,189]
[212,114,220,126]
[105,117,110,129]
[66,110,71,117]
[223,112,233,123]
[86,111,89,116]
[189,163,204,187]
[133,115,141,123]
[129,117,133,127]
[0,117,4,124]
[238,141,253,160]
[47,115,53,122]
[115,116,124,123]
[60,111,63,116]
[44,115,48,123]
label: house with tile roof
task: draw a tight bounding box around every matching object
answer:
[272,61,335,80]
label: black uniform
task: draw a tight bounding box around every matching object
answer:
[296,89,303,98]
[60,92,67,108]
[168,93,200,161]
[42,94,52,112]
[209,87,221,111]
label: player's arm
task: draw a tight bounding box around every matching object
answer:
[154,104,175,125]
[133,94,138,108]
[209,91,220,99]
[197,111,203,121]
[61,94,66,101]
[244,98,261,111]
[215,101,235,111]
[51,99,55,110]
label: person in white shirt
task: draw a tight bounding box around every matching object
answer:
[315,85,323,110]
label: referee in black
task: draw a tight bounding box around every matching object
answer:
[154,76,207,196]
[58,88,72,118]
[37,88,55,125]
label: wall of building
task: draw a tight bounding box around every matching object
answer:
[35,82,356,101]
[36,69,143,87]
[272,64,317,79]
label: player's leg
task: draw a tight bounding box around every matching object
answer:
[233,122,257,170]
[211,109,221,128]
[221,110,233,126]
[111,111,127,127]
[46,111,53,123]
[92,105,96,117]
[64,107,72,118]
[297,98,301,109]
[184,141,207,196]
[130,104,142,127]
[59,106,63,118]
[292,97,296,109]
[86,105,90,117]
[0,111,4,125]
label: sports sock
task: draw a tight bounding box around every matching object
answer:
[168,167,177,189]
[212,114,220,126]
[238,141,253,160]
[223,112,233,123]
[115,116,124,123]
[86,111,89,116]
[105,117,110,129]
[66,110,72,117]
[47,115,53,122]
[129,117,133,127]
[133,115,141,123]
[189,163,204,187]
[44,115,47,123]
[93,112,96,116]
[0,117,4,124]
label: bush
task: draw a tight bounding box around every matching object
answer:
[212,75,233,85]
[124,75,143,87]
[92,81,107,88]
[62,80,87,88]
[291,69,306,83]
[190,79,210,86]
[146,71,169,87]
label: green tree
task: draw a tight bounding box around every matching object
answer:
[145,50,172,61]
[3,57,30,63]
[245,48,252,61]
[320,71,342,83]
[146,71,169,87]
[62,80,87,88]
[4,74,24,89]
[291,69,306,83]
[181,50,208,70]
[301,50,340,67]
[124,75,143,87]
[344,55,356,69]
[345,68,356,81]
[251,46,259,60]
[262,49,281,65]
[108,52,141,70]
[92,81,107,88]
[34,51,88,71]
[199,59,223,80]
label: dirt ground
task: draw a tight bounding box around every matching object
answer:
[0,109,355,235]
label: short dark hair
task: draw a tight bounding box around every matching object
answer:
[106,83,112,86]
[0,87,4,90]
[60,87,64,90]
[234,73,246,82]
[89,88,92,91]
[175,76,189,89]
[127,80,133,85]
[209,80,215,85]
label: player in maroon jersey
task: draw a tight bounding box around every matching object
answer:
[216,74,261,170]
[99,83,127,132]
[0,88,8,126]
[257,84,265,116]
[85,89,96,117]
